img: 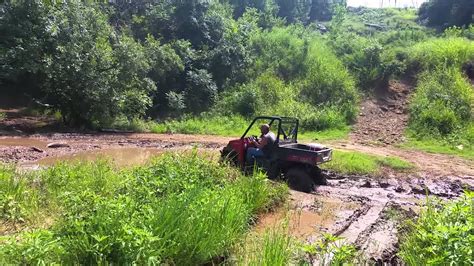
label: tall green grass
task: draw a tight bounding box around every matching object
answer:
[235,225,294,265]
[150,115,248,136]
[399,191,474,265]
[409,37,474,71]
[0,153,288,264]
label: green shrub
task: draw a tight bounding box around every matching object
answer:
[409,68,473,137]
[300,40,358,108]
[399,192,474,265]
[249,26,308,81]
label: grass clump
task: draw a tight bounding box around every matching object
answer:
[235,226,294,266]
[322,150,414,175]
[301,233,358,265]
[399,191,474,265]
[0,153,288,264]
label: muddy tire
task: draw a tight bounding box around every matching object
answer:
[286,168,315,193]
[312,167,328,185]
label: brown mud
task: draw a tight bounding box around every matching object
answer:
[0,133,230,166]
[258,172,473,264]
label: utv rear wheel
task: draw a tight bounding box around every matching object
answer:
[312,167,327,185]
[220,149,238,167]
[286,168,315,193]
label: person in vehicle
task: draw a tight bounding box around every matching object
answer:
[246,124,276,164]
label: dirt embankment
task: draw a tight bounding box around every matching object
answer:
[351,79,412,146]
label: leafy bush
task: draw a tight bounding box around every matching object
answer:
[0,153,288,264]
[409,68,473,137]
[399,191,474,265]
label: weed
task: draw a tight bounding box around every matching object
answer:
[0,112,6,121]
[235,225,294,266]
[399,192,474,265]
[301,233,358,265]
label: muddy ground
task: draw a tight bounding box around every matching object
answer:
[1,132,473,264]
[1,87,474,263]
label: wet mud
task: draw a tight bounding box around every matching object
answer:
[288,172,473,264]
[1,134,473,263]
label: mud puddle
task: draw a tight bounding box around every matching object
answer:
[0,134,227,164]
[0,137,48,148]
[20,147,166,168]
[256,194,361,240]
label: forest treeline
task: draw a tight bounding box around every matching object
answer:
[0,0,473,144]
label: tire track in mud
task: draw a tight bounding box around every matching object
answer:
[303,172,473,264]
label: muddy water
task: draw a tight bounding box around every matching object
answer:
[19,147,165,168]
[256,194,361,240]
[0,137,48,148]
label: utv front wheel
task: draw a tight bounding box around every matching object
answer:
[286,168,315,193]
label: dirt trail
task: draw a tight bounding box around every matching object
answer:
[351,79,412,146]
[342,78,474,177]
[333,141,474,177]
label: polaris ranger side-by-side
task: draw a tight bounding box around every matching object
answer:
[221,116,332,192]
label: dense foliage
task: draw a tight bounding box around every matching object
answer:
[0,153,287,264]
[408,37,474,146]
[399,192,474,265]
[0,1,473,146]
[0,0,348,128]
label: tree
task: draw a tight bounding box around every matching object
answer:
[419,0,473,28]
[184,69,218,113]
[0,1,51,95]
[275,0,312,24]
[43,2,154,126]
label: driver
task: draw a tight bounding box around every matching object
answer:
[246,124,276,163]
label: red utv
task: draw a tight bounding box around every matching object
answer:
[221,116,332,192]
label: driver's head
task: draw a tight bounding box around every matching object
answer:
[260,124,270,135]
